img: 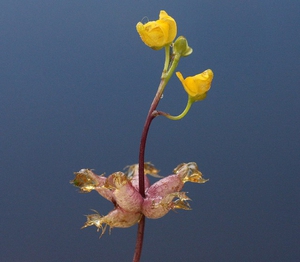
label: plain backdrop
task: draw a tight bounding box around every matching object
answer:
[1,1,299,261]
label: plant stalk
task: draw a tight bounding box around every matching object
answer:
[133,46,181,262]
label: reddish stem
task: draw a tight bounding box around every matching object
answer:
[132,79,164,262]
[132,215,145,262]
[138,93,161,195]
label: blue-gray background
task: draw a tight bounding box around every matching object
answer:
[1,1,299,261]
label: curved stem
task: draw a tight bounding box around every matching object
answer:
[138,79,165,197]
[155,95,194,120]
[138,46,179,198]
[133,46,181,262]
[132,79,164,262]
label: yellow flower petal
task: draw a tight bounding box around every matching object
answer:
[176,70,214,101]
[158,10,177,44]
[136,10,177,50]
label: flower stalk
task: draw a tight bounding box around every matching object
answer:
[138,46,181,197]
[155,95,194,120]
[135,45,178,260]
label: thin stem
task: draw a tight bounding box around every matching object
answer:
[138,45,176,198]
[133,80,164,262]
[163,45,170,74]
[138,79,165,197]
[155,95,194,120]
[132,216,145,262]
[133,46,181,262]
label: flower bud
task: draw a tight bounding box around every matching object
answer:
[173,36,193,57]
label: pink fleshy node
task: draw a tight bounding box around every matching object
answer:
[71,162,208,235]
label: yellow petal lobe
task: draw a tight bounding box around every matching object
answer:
[176,70,214,101]
[136,10,177,50]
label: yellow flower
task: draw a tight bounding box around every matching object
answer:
[136,10,177,50]
[176,70,214,101]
